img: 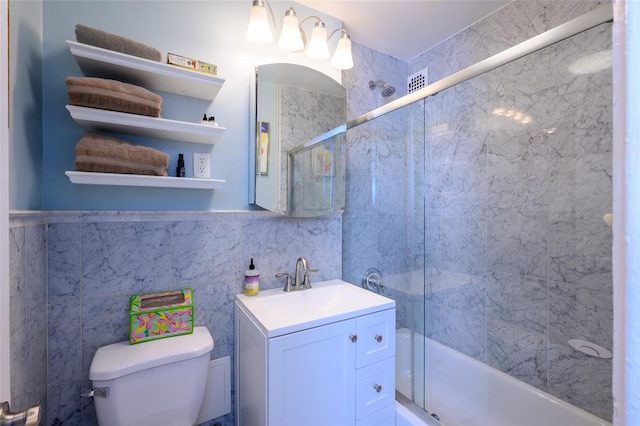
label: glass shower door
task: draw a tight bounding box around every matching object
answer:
[418,19,613,423]
[342,98,427,408]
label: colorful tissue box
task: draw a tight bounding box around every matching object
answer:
[129,288,193,344]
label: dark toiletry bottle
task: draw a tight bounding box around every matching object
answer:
[176,153,185,177]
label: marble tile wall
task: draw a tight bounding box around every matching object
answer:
[413,0,613,421]
[408,1,607,81]
[12,210,341,425]
[8,213,48,426]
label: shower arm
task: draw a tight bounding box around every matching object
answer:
[369,80,384,90]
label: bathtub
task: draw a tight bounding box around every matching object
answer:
[395,328,612,426]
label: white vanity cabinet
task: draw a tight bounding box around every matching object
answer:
[235,302,395,426]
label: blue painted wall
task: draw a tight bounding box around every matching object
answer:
[38,1,342,211]
[9,0,43,210]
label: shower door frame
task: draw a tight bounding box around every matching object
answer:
[0,0,10,402]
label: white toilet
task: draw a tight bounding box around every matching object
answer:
[88,326,214,426]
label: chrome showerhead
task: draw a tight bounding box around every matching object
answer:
[368,79,396,97]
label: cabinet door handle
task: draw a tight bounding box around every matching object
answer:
[373,384,382,393]
[375,334,383,343]
[349,334,358,343]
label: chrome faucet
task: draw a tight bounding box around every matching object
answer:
[276,257,318,291]
[294,257,309,288]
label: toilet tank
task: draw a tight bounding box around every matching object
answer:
[89,326,214,426]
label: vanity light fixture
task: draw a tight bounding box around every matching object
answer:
[245,0,354,70]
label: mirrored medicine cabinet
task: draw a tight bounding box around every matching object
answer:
[249,63,347,217]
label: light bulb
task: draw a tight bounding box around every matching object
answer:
[331,33,353,70]
[245,1,273,44]
[306,22,330,60]
[278,8,304,51]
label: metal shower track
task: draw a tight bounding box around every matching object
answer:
[346,3,613,130]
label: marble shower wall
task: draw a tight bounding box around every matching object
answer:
[412,1,612,421]
[10,210,341,426]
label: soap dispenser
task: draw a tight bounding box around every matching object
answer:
[176,153,185,177]
[244,258,259,296]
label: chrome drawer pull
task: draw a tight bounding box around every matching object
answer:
[375,334,383,343]
[373,384,382,393]
[349,334,358,343]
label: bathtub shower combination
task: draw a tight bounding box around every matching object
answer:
[342,4,614,426]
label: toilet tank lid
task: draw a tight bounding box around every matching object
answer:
[89,326,214,381]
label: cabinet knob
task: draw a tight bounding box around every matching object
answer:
[375,334,383,343]
[349,334,358,343]
[373,384,382,393]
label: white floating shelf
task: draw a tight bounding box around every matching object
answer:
[66,171,225,190]
[66,105,225,145]
[66,40,224,100]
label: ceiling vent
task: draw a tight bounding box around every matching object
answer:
[407,67,428,94]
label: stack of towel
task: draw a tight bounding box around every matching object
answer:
[75,132,169,176]
[68,25,164,117]
[75,24,163,62]
[69,25,170,176]
[66,77,162,117]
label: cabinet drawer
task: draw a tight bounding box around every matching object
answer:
[355,356,395,420]
[356,403,396,426]
[356,309,395,368]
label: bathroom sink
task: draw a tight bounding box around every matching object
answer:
[235,279,395,337]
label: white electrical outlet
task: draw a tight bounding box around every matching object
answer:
[193,152,211,178]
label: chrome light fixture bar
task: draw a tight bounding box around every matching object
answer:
[245,0,354,70]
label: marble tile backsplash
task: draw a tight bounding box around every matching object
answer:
[10,210,342,426]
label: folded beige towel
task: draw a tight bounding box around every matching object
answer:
[74,132,169,176]
[66,77,162,117]
[75,24,163,62]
